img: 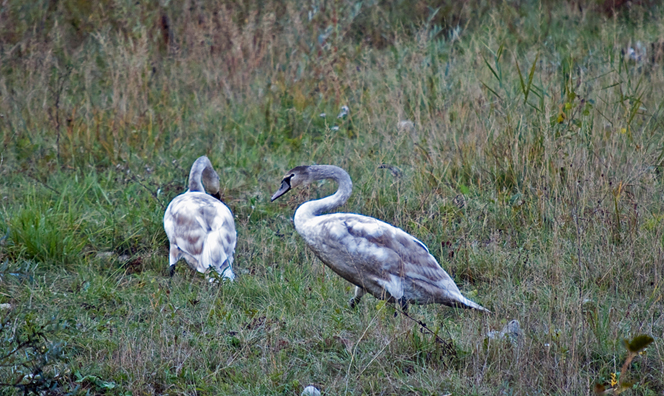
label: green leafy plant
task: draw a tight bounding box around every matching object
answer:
[0,312,69,395]
[593,334,655,395]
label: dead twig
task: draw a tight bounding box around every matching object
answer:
[117,165,166,210]
[25,173,61,195]
[397,309,457,358]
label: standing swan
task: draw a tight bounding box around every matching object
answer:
[271,165,488,312]
[163,156,236,280]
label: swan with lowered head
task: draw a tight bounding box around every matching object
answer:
[163,156,236,280]
[271,165,488,312]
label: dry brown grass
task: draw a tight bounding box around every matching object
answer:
[1,1,663,395]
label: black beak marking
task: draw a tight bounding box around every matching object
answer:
[271,177,292,202]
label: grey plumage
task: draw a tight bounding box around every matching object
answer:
[271,164,488,312]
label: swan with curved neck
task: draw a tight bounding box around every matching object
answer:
[271,165,488,312]
[163,156,236,280]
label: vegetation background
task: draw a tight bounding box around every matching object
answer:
[1,0,663,394]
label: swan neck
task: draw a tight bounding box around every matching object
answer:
[188,156,213,192]
[296,165,352,221]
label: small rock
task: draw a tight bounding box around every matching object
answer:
[397,120,415,131]
[337,105,349,119]
[302,386,321,396]
[487,319,522,343]
[96,251,115,260]
[398,120,419,140]
[378,164,402,179]
[0,303,12,310]
[626,41,646,63]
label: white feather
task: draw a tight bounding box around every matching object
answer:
[164,157,236,280]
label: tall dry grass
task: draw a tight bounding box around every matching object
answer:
[1,0,663,394]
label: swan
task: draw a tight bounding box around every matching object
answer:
[163,156,236,280]
[271,165,488,312]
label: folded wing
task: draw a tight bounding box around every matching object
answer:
[302,214,486,310]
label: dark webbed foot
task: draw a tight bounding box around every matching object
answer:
[349,297,358,309]
[349,286,366,309]
[398,298,409,313]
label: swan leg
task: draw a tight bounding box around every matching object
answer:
[397,297,409,313]
[349,286,366,308]
[169,245,181,277]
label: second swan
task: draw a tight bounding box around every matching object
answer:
[164,156,236,281]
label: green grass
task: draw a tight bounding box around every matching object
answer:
[1,0,664,394]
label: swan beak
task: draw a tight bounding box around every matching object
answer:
[271,179,291,202]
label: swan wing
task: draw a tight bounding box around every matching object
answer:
[303,214,484,309]
[164,192,236,275]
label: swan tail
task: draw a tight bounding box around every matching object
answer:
[201,234,235,281]
[453,295,491,313]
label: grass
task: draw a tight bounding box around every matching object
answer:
[1,0,663,394]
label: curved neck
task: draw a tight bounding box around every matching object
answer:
[296,165,353,220]
[188,156,214,192]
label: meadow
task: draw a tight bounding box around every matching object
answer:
[1,0,663,394]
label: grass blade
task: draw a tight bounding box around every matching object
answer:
[482,53,501,83]
[525,52,539,104]
[515,56,526,99]
[480,81,502,100]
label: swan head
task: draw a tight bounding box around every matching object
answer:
[188,156,223,200]
[271,166,312,202]
[201,166,221,200]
